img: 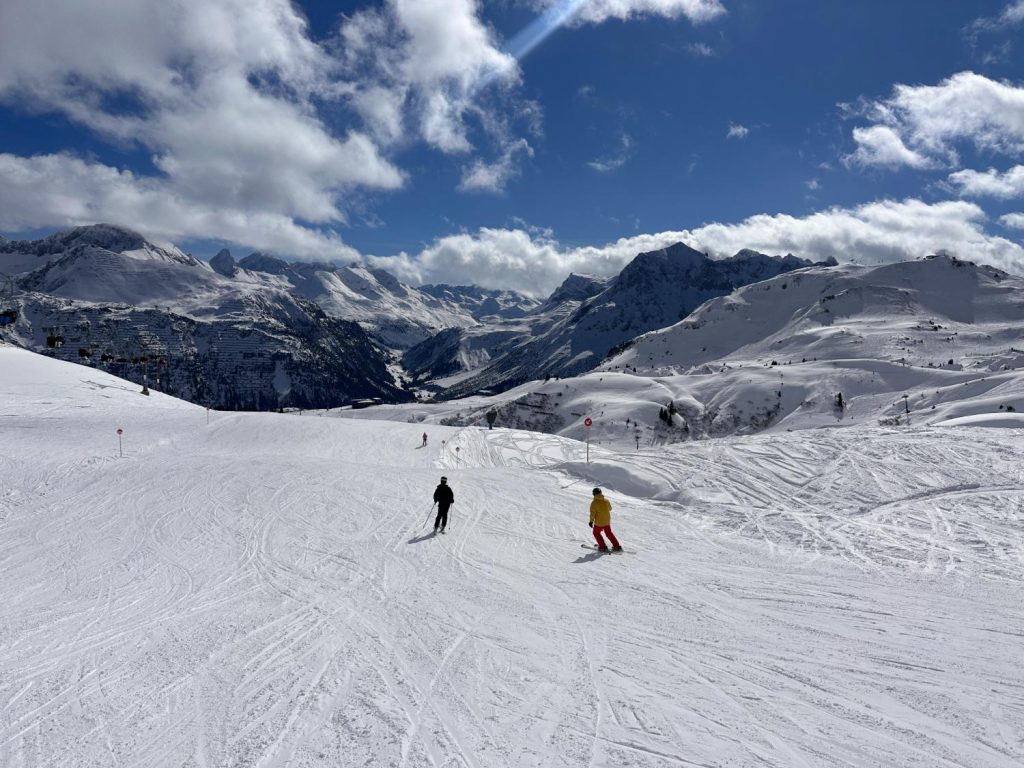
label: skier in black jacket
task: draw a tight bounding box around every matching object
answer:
[433,476,454,533]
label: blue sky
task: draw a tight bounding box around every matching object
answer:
[2,0,1024,295]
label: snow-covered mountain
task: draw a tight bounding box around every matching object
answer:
[1,223,516,347]
[1,225,410,409]
[436,243,829,398]
[609,253,1024,372]
[418,283,541,320]
[401,273,610,390]
[348,254,1024,443]
[231,252,486,348]
[0,223,195,280]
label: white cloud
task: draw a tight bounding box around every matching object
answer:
[845,72,1024,171]
[805,179,821,191]
[0,153,360,260]
[686,198,1022,269]
[369,198,1024,296]
[0,0,538,256]
[369,227,688,296]
[1003,0,1024,22]
[727,123,749,140]
[968,1,1024,35]
[458,139,534,193]
[338,0,520,155]
[686,42,715,57]
[964,4,1023,63]
[0,0,406,253]
[587,134,634,172]
[335,1,539,196]
[845,126,938,170]
[545,0,726,26]
[949,166,1024,199]
[1000,212,1024,229]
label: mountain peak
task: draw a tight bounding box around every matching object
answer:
[238,252,291,275]
[23,223,149,255]
[544,273,607,307]
[210,248,238,277]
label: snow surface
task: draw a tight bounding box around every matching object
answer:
[1,345,1022,766]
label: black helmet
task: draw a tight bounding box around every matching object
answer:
[440,476,448,483]
[592,488,601,495]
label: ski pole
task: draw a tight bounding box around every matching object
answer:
[424,502,436,528]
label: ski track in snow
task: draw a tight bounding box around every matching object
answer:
[1,355,1023,766]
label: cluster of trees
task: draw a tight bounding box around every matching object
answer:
[658,400,677,425]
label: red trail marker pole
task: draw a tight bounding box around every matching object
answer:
[584,417,592,463]
[116,427,123,458]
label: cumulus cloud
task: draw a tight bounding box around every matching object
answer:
[845,126,938,170]
[1000,212,1024,229]
[368,227,688,296]
[541,0,726,26]
[368,198,1024,296]
[0,153,361,260]
[685,198,1022,269]
[949,165,1024,199]
[0,0,544,255]
[844,72,1024,170]
[339,0,519,155]
[0,0,408,252]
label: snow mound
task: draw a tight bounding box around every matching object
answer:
[934,412,1024,428]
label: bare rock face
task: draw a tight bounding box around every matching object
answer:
[210,248,238,277]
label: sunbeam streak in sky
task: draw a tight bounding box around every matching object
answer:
[505,0,590,61]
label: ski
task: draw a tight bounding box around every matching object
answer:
[580,544,625,553]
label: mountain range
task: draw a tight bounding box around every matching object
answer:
[422,243,831,398]
[344,254,1024,444]
[1,227,410,409]
[2,224,830,409]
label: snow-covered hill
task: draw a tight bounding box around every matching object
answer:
[610,254,1024,373]
[439,244,830,398]
[1,345,1021,766]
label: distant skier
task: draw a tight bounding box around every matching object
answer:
[589,488,621,552]
[433,476,454,533]
[422,432,428,447]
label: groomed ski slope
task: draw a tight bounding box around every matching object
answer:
[1,346,1022,767]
